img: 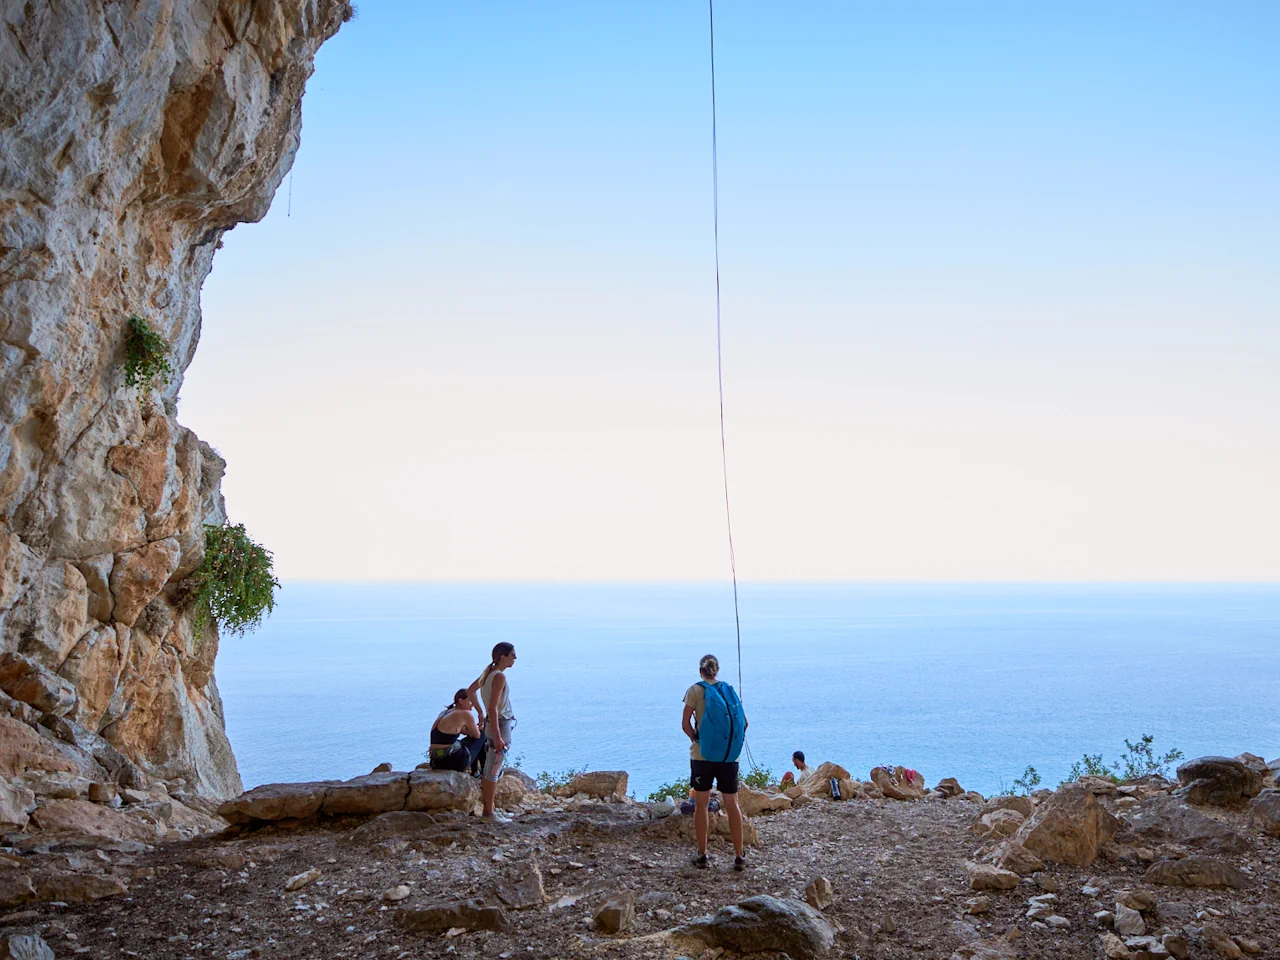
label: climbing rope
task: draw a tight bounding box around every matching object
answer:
[708,0,758,774]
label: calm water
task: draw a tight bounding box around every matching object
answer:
[217,583,1280,798]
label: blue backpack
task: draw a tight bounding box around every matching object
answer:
[697,680,746,763]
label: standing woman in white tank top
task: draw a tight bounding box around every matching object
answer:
[467,642,517,821]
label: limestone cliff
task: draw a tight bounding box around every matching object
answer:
[0,0,351,798]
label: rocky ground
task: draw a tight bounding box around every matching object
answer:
[3,756,1278,960]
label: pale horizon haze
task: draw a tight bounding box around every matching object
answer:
[181,2,1280,582]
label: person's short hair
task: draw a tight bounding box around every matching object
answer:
[792,750,805,763]
[699,654,720,679]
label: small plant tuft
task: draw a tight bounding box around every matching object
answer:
[1010,765,1041,796]
[1062,734,1184,786]
[742,764,775,791]
[535,767,585,795]
[647,777,692,803]
[122,315,174,391]
[191,522,280,636]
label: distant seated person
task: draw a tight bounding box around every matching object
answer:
[428,688,486,777]
[680,786,721,816]
[788,750,813,785]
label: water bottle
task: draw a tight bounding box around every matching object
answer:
[829,777,841,800]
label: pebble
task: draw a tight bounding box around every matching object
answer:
[284,868,321,892]
[383,885,410,902]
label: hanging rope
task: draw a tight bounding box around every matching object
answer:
[707,0,741,696]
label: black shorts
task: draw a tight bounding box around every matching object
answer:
[690,759,739,794]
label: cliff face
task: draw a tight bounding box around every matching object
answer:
[0,0,351,798]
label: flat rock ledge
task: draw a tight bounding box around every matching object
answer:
[217,770,478,825]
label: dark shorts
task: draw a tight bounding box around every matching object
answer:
[690,759,739,794]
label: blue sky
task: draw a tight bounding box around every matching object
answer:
[183,2,1279,580]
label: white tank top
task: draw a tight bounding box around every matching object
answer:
[479,668,513,720]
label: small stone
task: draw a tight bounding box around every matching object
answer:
[370,762,393,774]
[1202,925,1243,960]
[1082,884,1104,897]
[593,892,635,934]
[1161,933,1189,959]
[1232,938,1262,957]
[1032,872,1058,892]
[1117,889,1157,912]
[86,782,116,805]
[1045,915,1070,929]
[285,868,321,892]
[0,933,56,960]
[1095,911,1116,926]
[1100,932,1132,959]
[965,862,1019,892]
[964,896,991,915]
[383,885,410,902]
[803,876,833,910]
[1114,903,1145,937]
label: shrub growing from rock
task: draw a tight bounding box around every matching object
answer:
[190,522,279,636]
[122,315,173,391]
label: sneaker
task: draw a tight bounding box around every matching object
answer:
[733,855,747,872]
[692,853,709,869]
[478,812,512,824]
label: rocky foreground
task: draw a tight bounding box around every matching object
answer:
[2,755,1278,959]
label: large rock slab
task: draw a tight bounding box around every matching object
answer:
[406,769,479,812]
[28,798,159,844]
[1013,783,1118,866]
[217,781,334,825]
[554,771,628,799]
[1175,757,1262,807]
[108,539,181,627]
[737,785,792,817]
[0,654,76,717]
[678,895,837,959]
[396,899,509,933]
[320,772,409,816]
[1144,856,1250,889]
[1248,788,1280,837]
[1124,796,1250,854]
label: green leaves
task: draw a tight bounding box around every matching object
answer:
[742,764,775,790]
[122,315,174,391]
[192,522,280,637]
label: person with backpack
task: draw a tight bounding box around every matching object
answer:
[681,653,749,871]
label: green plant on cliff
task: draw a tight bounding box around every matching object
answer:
[535,767,586,795]
[122,315,174,391]
[1063,734,1184,785]
[647,777,692,803]
[742,764,775,791]
[191,522,280,636]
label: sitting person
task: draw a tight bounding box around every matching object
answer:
[428,689,486,776]
[791,750,814,783]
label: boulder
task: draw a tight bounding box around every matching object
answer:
[554,771,628,800]
[493,770,527,809]
[804,876,833,910]
[396,899,509,934]
[678,895,837,959]
[1175,757,1262,807]
[936,777,964,797]
[1247,788,1280,836]
[1013,784,1118,866]
[0,933,55,960]
[370,762,392,774]
[982,795,1035,819]
[799,763,854,800]
[1202,925,1243,959]
[30,870,128,902]
[0,654,76,717]
[492,864,545,910]
[108,538,182,627]
[1124,796,1250,854]
[28,798,159,843]
[965,862,1020,892]
[406,769,480,812]
[0,779,35,831]
[217,781,333,824]
[320,772,409,816]
[1113,903,1145,936]
[870,765,925,800]
[0,873,36,910]
[974,809,1025,838]
[989,840,1045,875]
[1144,856,1250,889]
[594,891,636,934]
[737,785,792,817]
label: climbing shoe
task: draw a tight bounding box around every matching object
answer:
[692,853,709,869]
[734,855,747,872]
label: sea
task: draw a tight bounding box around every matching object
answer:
[217,582,1280,799]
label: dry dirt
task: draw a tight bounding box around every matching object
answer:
[2,794,1276,959]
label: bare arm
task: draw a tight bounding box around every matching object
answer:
[467,678,486,729]
[462,713,481,740]
[682,703,698,744]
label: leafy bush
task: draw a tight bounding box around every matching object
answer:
[742,764,775,790]
[1062,734,1184,785]
[122,315,173,391]
[535,767,585,795]
[647,777,691,803]
[1000,765,1041,796]
[191,522,280,636]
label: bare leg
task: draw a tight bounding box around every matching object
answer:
[694,790,711,856]
[724,792,744,858]
[482,778,497,817]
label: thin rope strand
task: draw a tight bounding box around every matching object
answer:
[708,0,743,699]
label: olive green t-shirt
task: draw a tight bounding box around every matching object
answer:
[684,680,746,762]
